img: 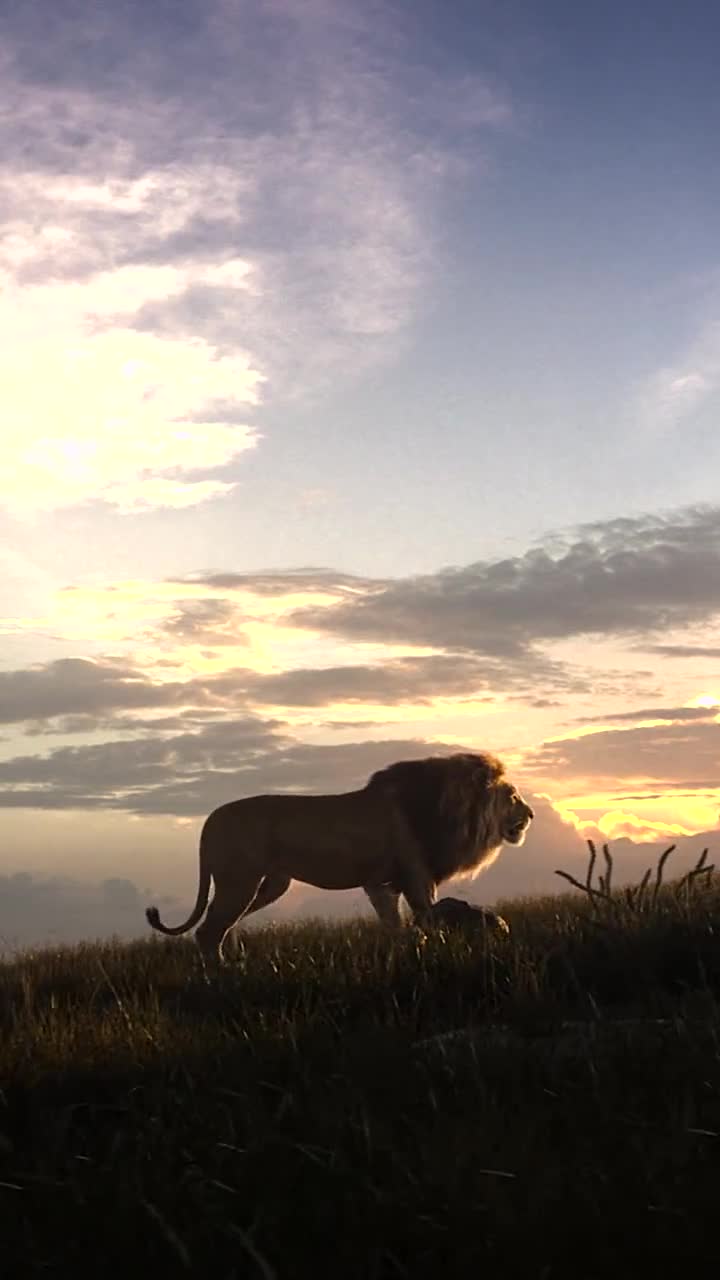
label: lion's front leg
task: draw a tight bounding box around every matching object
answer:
[398,868,436,929]
[364,885,403,927]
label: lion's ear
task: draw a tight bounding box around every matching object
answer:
[482,755,506,788]
[464,752,505,791]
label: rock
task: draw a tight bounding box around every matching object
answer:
[429,897,510,936]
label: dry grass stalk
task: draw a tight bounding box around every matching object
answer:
[555,840,715,919]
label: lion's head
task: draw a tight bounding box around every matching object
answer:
[490,778,535,846]
[366,750,534,884]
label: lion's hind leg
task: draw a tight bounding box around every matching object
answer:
[242,872,292,918]
[194,871,263,966]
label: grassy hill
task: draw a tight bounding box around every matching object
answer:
[3,846,720,1277]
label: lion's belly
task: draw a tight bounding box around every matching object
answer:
[269,836,390,891]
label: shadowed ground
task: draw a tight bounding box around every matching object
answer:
[3,867,720,1277]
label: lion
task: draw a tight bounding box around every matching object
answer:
[145,750,534,964]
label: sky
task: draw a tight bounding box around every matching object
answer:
[1,0,719,949]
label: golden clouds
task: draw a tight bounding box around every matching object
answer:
[555,791,719,844]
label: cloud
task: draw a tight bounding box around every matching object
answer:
[206,655,507,707]
[0,720,459,815]
[0,1,514,517]
[8,501,720,728]
[4,503,719,832]
[176,568,381,597]
[575,705,718,725]
[0,658,209,725]
[634,319,720,433]
[1,257,262,517]
[0,653,503,728]
[0,871,174,954]
[269,506,720,657]
[587,811,697,843]
[524,720,720,789]
[640,643,720,658]
[161,598,252,646]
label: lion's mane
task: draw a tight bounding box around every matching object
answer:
[366,750,508,884]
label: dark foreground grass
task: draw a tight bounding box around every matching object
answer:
[3,865,720,1278]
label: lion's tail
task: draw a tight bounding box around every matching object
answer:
[145,834,212,937]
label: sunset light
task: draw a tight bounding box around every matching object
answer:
[1,0,719,951]
[5,5,720,1270]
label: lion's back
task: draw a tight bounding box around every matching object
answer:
[202,786,398,855]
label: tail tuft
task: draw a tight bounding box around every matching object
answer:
[144,843,211,938]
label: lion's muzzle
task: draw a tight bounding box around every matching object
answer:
[504,801,534,844]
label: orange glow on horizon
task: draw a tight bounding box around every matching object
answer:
[553,791,720,844]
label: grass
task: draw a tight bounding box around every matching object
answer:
[3,842,720,1277]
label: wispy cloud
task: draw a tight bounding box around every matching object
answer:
[634,318,720,433]
[574,705,718,725]
[640,643,720,659]
[0,1,513,517]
